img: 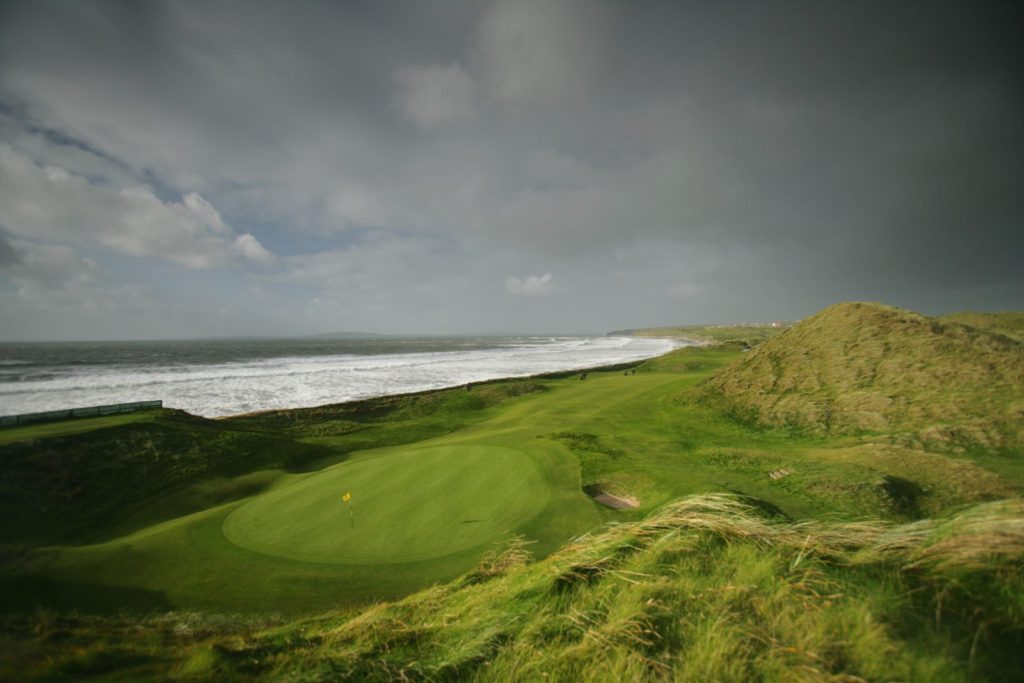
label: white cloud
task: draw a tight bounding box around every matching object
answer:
[182,191,230,234]
[395,63,477,127]
[233,233,276,265]
[0,144,274,268]
[505,272,552,296]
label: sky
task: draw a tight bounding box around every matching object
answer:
[0,0,1021,340]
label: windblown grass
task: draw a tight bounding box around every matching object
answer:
[702,302,1024,453]
[941,311,1024,343]
[3,301,1022,679]
[4,493,1023,681]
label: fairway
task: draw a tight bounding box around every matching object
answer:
[11,340,1014,617]
[222,445,550,564]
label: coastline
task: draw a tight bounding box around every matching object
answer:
[0,336,682,419]
[216,342,688,420]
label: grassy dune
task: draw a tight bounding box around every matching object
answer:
[703,302,1024,453]
[1,301,1022,680]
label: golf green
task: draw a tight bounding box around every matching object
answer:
[222,445,550,564]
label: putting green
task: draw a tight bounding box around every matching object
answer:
[222,445,550,564]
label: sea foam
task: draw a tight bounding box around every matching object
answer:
[0,336,683,418]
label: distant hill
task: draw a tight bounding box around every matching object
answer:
[702,302,1024,452]
[305,331,387,339]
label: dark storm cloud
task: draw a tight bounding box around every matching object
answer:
[600,2,1024,272]
[0,0,1021,338]
[0,230,19,266]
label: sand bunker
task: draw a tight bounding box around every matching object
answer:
[585,485,639,510]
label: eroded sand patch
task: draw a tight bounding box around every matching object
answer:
[584,485,639,509]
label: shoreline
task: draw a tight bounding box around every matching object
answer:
[216,342,688,420]
[1,336,683,420]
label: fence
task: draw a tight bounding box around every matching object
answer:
[0,400,163,427]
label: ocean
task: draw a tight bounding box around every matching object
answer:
[0,335,683,418]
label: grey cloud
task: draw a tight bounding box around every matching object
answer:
[2,239,98,286]
[395,63,477,127]
[0,237,172,340]
[476,0,612,108]
[0,231,20,266]
[505,273,552,296]
[0,0,1021,338]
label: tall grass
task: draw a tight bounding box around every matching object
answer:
[703,302,1024,453]
[6,493,1023,681]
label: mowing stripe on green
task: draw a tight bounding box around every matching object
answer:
[222,445,550,564]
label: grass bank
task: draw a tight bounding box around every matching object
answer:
[4,494,1022,681]
[1,301,1022,679]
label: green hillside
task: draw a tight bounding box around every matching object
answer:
[702,302,1024,453]
[1,301,1022,680]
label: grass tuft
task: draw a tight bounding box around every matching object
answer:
[4,493,1024,680]
[462,535,536,586]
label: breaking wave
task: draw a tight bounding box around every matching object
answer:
[0,336,682,418]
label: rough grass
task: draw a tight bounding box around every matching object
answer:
[941,311,1024,343]
[2,301,1022,679]
[0,377,596,615]
[2,328,1019,619]
[0,381,546,548]
[0,409,330,547]
[702,302,1024,453]
[4,494,1022,681]
[0,410,158,446]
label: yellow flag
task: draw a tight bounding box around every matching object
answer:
[342,492,351,502]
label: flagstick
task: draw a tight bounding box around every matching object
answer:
[349,502,354,529]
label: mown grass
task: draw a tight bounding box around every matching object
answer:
[0,381,546,548]
[0,377,600,615]
[3,494,1022,681]
[1,301,1022,679]
[221,445,549,564]
[3,337,1019,618]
